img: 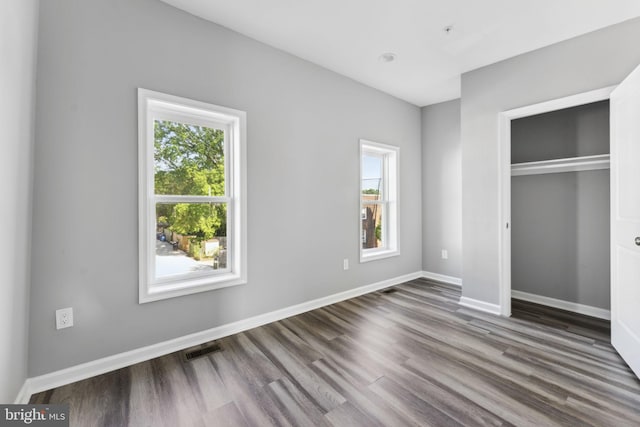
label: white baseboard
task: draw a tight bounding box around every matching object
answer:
[14,380,31,404]
[459,296,501,316]
[511,290,610,320]
[421,271,462,286]
[19,271,422,401]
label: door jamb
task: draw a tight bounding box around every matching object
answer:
[498,86,616,317]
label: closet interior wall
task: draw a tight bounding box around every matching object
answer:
[511,100,611,311]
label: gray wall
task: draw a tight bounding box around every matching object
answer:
[0,0,38,402]
[512,171,610,308]
[421,100,462,278]
[511,100,610,163]
[460,17,640,305]
[29,0,422,376]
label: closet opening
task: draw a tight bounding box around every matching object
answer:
[510,100,611,331]
[498,86,616,321]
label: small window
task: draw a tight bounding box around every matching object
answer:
[138,89,247,303]
[360,139,399,262]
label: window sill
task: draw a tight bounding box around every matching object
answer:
[140,273,246,303]
[360,249,400,263]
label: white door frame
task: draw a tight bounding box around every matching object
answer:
[498,86,617,317]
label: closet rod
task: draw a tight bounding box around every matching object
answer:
[511,154,610,176]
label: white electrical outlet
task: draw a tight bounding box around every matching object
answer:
[343,258,349,270]
[56,307,74,330]
[441,249,448,260]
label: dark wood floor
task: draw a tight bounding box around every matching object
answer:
[31,279,640,426]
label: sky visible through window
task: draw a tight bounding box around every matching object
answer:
[362,153,383,193]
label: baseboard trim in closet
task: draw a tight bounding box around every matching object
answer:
[511,290,610,320]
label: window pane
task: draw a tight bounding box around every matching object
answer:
[154,120,225,196]
[361,203,384,249]
[362,153,383,200]
[155,202,228,278]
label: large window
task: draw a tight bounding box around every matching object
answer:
[138,89,246,303]
[360,139,399,262]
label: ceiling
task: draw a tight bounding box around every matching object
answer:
[160,0,640,106]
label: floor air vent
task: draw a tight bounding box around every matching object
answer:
[381,288,397,294]
[182,342,222,362]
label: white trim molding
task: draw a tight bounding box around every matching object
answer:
[459,297,502,316]
[18,271,423,401]
[359,139,400,263]
[421,271,462,286]
[502,86,616,120]
[512,290,610,320]
[498,85,617,317]
[14,381,31,404]
[137,88,248,303]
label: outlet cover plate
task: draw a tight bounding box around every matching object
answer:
[56,307,74,330]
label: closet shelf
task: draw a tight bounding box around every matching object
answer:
[511,154,610,176]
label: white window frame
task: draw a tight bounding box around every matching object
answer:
[138,88,247,303]
[359,139,399,262]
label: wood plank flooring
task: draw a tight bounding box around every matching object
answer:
[30,279,640,426]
